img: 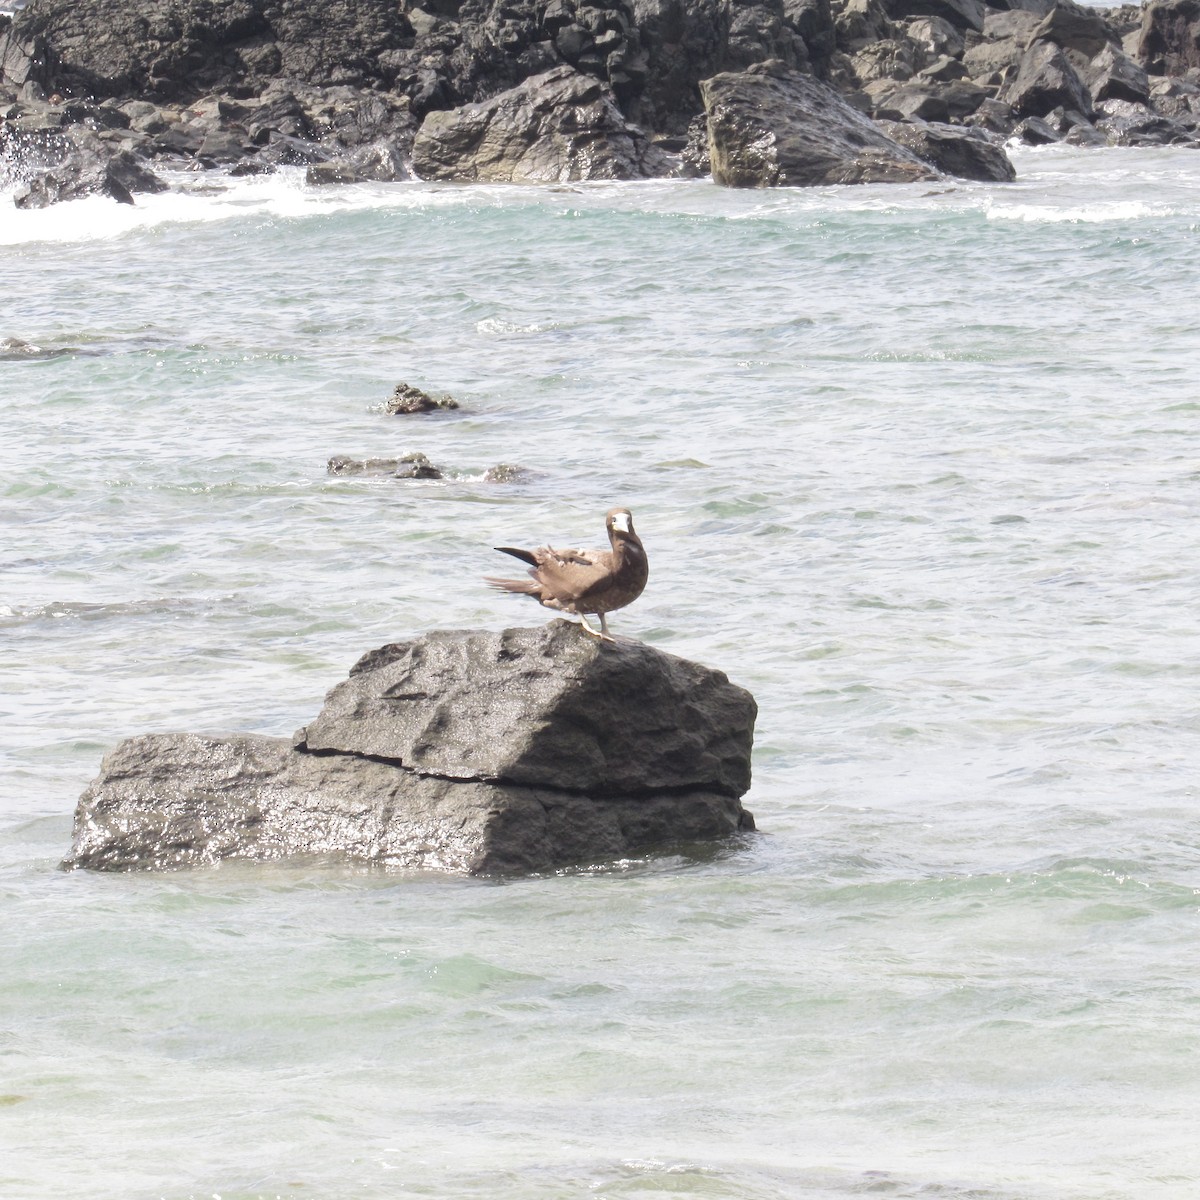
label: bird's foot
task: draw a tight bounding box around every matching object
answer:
[578,616,615,643]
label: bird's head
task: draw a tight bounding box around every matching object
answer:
[606,508,635,538]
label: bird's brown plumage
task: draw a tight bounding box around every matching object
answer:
[485,508,648,639]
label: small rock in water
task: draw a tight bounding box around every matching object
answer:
[327,452,443,479]
[1,337,42,357]
[385,382,459,414]
[64,623,758,876]
[482,463,530,483]
[392,452,442,479]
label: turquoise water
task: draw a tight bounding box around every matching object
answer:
[4,147,1200,1198]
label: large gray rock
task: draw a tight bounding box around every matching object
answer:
[1000,39,1095,119]
[65,622,757,876]
[701,61,936,186]
[411,66,671,181]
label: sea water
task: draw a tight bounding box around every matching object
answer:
[3,146,1200,1199]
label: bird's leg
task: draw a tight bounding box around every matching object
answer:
[578,613,615,642]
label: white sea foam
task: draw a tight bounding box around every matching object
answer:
[984,198,1164,222]
[5,146,1198,249]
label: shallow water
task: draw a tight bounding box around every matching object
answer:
[4,146,1200,1199]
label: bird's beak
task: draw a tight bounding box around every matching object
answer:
[611,511,632,535]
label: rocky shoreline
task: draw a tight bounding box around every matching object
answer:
[2,0,1198,206]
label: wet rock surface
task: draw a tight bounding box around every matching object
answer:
[65,622,757,876]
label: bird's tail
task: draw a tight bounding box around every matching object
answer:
[484,576,543,595]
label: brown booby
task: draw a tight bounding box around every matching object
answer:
[485,508,649,641]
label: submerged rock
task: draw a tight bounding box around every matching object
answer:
[482,463,531,484]
[327,452,444,479]
[65,622,757,876]
[385,381,459,414]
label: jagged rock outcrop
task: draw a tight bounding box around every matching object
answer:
[64,622,757,876]
[411,65,671,180]
[702,60,937,185]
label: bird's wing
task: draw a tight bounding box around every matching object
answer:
[541,545,599,567]
[532,549,617,603]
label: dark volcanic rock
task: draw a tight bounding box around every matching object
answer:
[7,0,1125,191]
[701,61,937,186]
[65,622,757,875]
[411,65,672,181]
[876,118,1016,181]
[65,731,747,874]
[10,0,411,101]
